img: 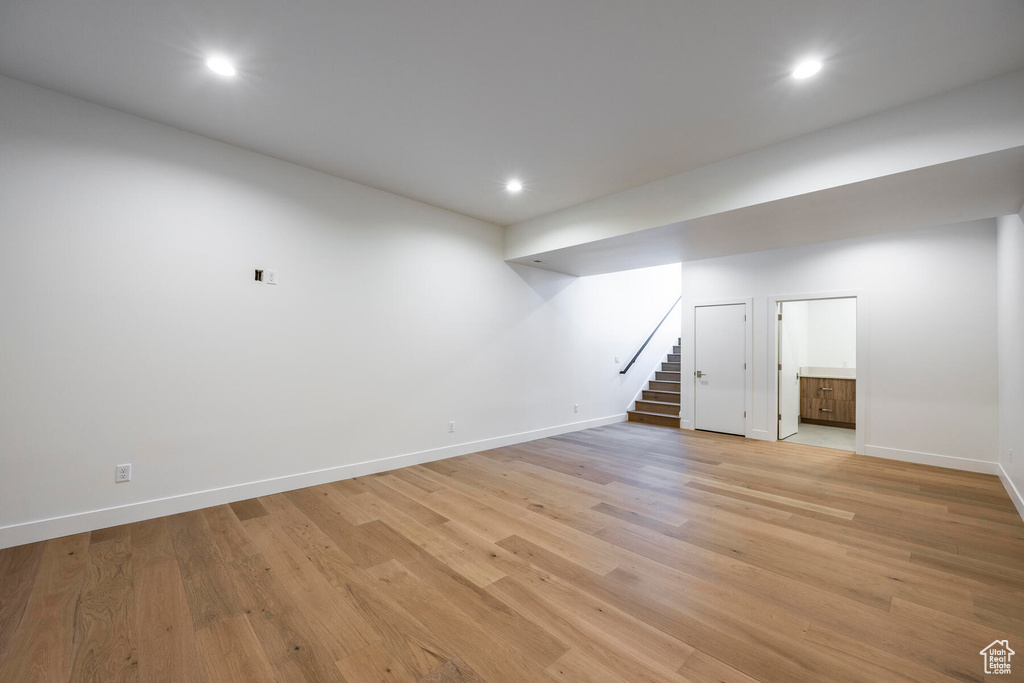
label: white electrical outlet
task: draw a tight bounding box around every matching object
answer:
[264,270,278,285]
[448,421,455,433]
[574,403,579,413]
[115,464,131,482]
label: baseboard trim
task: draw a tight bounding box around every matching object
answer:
[998,463,1024,523]
[863,444,1000,475]
[0,413,627,550]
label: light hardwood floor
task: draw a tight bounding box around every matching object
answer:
[1,423,1022,682]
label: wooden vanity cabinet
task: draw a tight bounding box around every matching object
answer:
[799,377,855,428]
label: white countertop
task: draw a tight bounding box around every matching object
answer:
[800,366,856,379]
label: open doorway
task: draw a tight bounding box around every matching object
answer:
[777,297,856,451]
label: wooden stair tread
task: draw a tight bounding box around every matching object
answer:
[642,391,681,402]
[628,410,681,419]
[627,410,682,427]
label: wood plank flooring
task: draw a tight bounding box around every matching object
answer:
[1,422,1023,682]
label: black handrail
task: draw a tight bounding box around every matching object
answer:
[619,296,682,374]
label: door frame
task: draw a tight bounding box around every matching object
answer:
[767,290,866,455]
[683,297,753,437]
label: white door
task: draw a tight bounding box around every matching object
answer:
[778,303,800,439]
[694,304,746,435]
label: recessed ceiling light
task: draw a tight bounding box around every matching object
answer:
[506,179,524,194]
[791,58,822,80]
[205,55,237,78]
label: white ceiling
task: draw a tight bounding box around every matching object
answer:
[2,0,1024,226]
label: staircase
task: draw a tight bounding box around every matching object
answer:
[627,339,681,428]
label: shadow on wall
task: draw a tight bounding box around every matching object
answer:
[508,263,576,300]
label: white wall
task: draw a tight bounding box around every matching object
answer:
[0,76,680,548]
[680,220,999,472]
[997,211,1024,518]
[783,298,857,370]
